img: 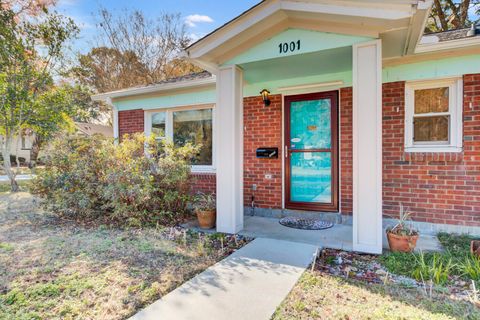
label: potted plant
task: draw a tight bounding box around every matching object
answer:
[386,204,419,253]
[470,240,480,257]
[192,192,216,229]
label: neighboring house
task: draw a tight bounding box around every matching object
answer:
[0,124,112,165]
[94,0,480,254]
[0,133,35,163]
[75,122,114,138]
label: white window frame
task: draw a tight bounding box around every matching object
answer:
[404,78,463,153]
[144,103,216,173]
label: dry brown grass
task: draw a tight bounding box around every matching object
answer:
[0,192,245,319]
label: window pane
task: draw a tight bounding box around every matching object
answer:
[290,99,331,150]
[173,109,212,165]
[414,87,449,114]
[290,152,332,203]
[152,112,166,137]
[413,116,449,142]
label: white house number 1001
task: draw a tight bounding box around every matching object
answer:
[279,40,300,54]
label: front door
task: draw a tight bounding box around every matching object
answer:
[284,91,339,212]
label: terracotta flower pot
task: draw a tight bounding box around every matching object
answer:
[387,231,419,253]
[196,209,216,229]
[471,240,480,257]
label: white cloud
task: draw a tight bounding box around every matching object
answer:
[189,32,207,42]
[185,14,213,28]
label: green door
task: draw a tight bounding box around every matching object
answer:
[284,91,339,212]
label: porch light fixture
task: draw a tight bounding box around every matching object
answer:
[260,89,271,107]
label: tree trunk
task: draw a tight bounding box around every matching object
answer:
[433,0,449,31]
[29,134,42,172]
[1,135,19,192]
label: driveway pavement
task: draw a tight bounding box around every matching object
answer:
[0,174,35,182]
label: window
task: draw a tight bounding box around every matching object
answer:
[173,109,213,166]
[21,135,31,150]
[145,105,214,171]
[151,112,166,138]
[405,78,462,152]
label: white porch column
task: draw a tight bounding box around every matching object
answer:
[107,97,119,142]
[216,65,244,234]
[352,40,383,254]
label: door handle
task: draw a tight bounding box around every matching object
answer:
[285,145,288,158]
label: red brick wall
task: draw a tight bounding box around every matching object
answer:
[340,88,353,214]
[119,75,480,227]
[243,94,283,209]
[118,109,144,137]
[191,173,216,194]
[382,75,480,226]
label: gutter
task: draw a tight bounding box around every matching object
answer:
[415,36,480,53]
[91,76,216,101]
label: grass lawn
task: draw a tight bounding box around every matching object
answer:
[0,192,247,319]
[0,180,31,193]
[274,237,480,320]
[273,271,479,320]
[0,166,44,176]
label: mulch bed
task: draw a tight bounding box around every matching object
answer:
[315,249,479,304]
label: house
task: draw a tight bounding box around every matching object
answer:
[93,0,480,254]
[75,122,114,138]
[0,133,34,164]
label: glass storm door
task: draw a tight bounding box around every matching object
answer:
[285,91,339,212]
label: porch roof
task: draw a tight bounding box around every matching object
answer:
[185,0,433,71]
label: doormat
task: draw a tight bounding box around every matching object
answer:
[279,217,334,230]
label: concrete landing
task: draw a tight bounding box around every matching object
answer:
[130,238,317,320]
[240,216,442,252]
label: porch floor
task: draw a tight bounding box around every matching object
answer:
[239,216,442,253]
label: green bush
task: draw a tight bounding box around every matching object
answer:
[31,133,199,226]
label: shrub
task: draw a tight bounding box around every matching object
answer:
[31,133,199,226]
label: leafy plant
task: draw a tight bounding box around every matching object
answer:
[411,252,454,285]
[381,233,480,286]
[31,133,199,226]
[192,192,216,212]
[437,232,473,253]
[460,256,480,281]
[386,204,418,236]
[379,252,419,276]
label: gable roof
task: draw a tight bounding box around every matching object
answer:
[185,0,433,69]
[75,123,113,138]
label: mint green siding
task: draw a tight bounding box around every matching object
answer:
[225,29,372,66]
[243,71,352,96]
[114,88,216,111]
[383,54,480,83]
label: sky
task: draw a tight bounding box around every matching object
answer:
[56,0,260,53]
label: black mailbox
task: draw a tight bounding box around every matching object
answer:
[256,147,278,159]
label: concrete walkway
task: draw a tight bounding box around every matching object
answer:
[130,238,317,320]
